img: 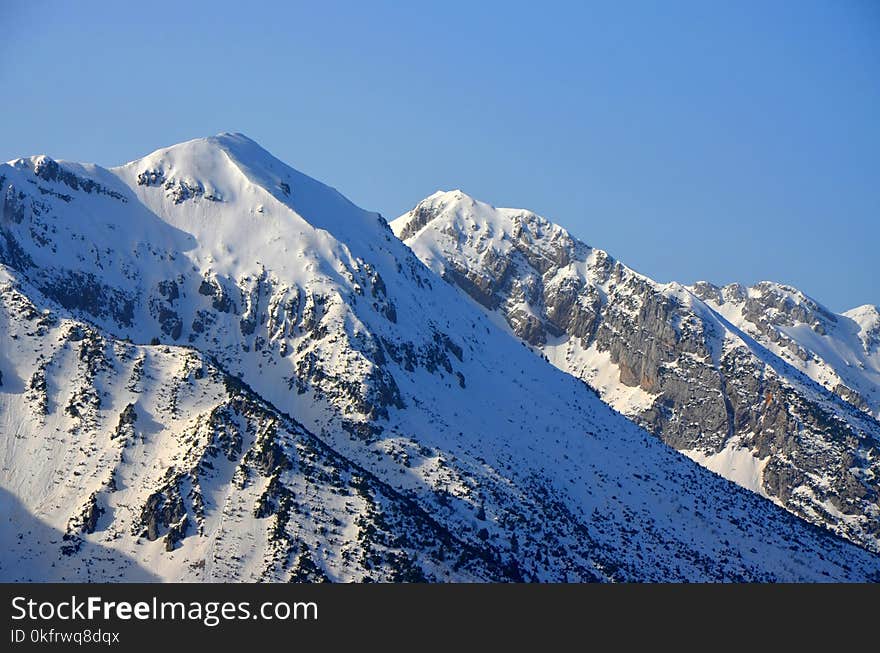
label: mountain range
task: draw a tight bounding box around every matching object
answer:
[1,134,878,581]
[393,191,880,552]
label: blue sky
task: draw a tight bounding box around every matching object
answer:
[2,1,877,311]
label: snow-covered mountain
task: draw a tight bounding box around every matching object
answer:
[2,135,879,581]
[393,190,880,552]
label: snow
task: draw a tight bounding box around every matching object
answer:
[543,336,658,414]
[683,440,771,499]
[843,304,880,352]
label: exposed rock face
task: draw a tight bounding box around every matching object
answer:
[393,191,880,552]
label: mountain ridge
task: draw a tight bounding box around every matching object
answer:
[396,189,872,315]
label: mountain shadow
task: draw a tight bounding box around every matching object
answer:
[0,487,159,582]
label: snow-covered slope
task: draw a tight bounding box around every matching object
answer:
[2,137,879,581]
[0,271,508,582]
[393,190,880,552]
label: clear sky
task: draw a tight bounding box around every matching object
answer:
[2,1,877,311]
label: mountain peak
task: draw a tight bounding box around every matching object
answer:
[111,133,385,250]
[421,189,478,204]
[844,305,880,351]
[393,189,562,245]
[844,304,880,320]
[120,131,262,161]
[115,133,255,193]
[115,132,271,181]
[414,189,537,222]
